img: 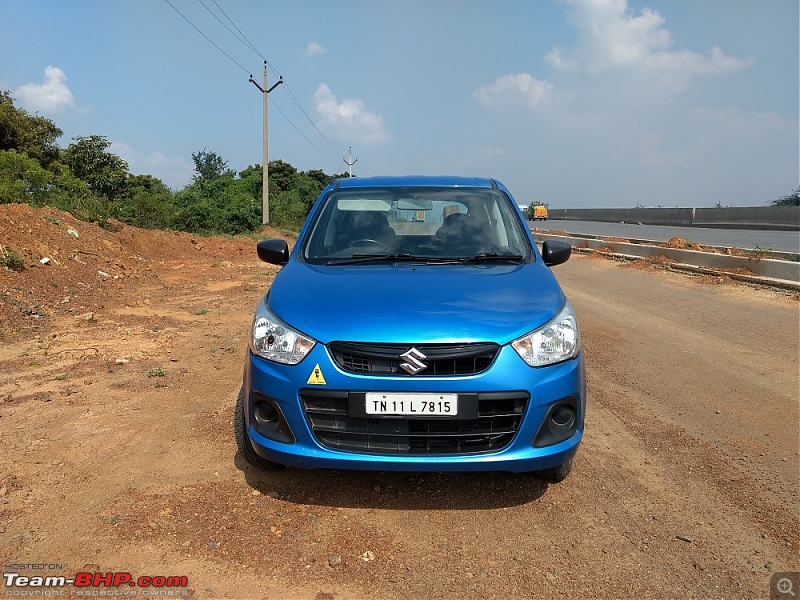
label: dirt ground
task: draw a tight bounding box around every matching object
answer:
[1,204,798,600]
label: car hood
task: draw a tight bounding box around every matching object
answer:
[265,261,566,345]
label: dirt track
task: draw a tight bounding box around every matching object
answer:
[1,205,798,599]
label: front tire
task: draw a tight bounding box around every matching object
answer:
[234,387,285,470]
[536,458,573,483]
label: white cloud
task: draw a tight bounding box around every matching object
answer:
[473,74,554,113]
[15,66,76,113]
[111,141,194,190]
[306,41,328,57]
[311,83,388,145]
[546,0,754,91]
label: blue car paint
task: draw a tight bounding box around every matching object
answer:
[241,175,585,473]
[243,346,585,472]
[267,263,566,344]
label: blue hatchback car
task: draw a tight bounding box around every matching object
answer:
[236,175,585,482]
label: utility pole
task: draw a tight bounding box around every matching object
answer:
[344,146,357,177]
[249,61,283,225]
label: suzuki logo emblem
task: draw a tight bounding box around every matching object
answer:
[399,347,428,375]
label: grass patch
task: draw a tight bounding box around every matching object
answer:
[1,246,25,271]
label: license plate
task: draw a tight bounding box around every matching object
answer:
[365,393,458,416]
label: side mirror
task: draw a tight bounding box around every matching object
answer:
[541,240,571,267]
[256,239,289,265]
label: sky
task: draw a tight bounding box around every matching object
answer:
[1,0,797,208]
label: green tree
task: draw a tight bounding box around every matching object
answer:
[238,164,261,179]
[0,149,97,219]
[0,150,52,203]
[218,184,260,234]
[770,187,800,206]
[0,91,63,168]
[303,168,332,189]
[237,165,263,198]
[294,171,325,214]
[171,187,214,233]
[267,159,298,194]
[192,149,234,183]
[117,174,174,229]
[62,135,129,200]
[270,189,308,227]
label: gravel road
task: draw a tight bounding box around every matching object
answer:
[1,210,797,599]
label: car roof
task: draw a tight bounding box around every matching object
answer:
[334,175,496,190]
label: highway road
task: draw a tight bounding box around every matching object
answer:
[536,219,800,253]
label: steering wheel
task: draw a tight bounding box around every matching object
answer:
[351,239,391,251]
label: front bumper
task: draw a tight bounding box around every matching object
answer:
[242,344,585,473]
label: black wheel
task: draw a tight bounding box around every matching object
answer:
[234,387,285,470]
[536,458,573,483]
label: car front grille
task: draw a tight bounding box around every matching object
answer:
[327,342,500,376]
[300,389,528,455]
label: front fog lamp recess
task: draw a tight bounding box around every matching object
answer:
[532,398,579,448]
[254,401,279,425]
[551,404,575,428]
[251,395,296,445]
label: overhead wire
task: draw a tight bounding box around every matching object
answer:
[163,0,353,166]
[162,0,250,75]
[195,1,348,157]
[210,0,263,59]
[282,82,348,156]
[327,159,348,184]
[268,96,342,161]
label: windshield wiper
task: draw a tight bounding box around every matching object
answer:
[326,253,447,266]
[456,252,525,263]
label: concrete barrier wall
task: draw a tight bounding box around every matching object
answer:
[692,206,800,230]
[549,206,800,231]
[533,232,800,285]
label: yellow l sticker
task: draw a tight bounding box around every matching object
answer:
[307,364,327,385]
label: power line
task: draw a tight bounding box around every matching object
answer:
[327,159,348,185]
[162,0,352,164]
[210,0,263,60]
[195,2,347,156]
[162,0,250,74]
[268,95,341,160]
[197,0,264,61]
[282,82,348,156]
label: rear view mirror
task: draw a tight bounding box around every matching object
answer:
[541,240,571,267]
[257,239,289,265]
[395,198,434,211]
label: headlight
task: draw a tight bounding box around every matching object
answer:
[511,302,580,367]
[251,298,316,365]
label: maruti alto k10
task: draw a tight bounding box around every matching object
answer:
[236,175,585,482]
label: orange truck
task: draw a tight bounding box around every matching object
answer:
[528,201,549,221]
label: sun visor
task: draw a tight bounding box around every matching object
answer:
[336,197,393,211]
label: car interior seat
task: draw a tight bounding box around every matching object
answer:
[433,213,491,256]
[338,211,397,250]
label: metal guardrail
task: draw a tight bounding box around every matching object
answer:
[534,232,800,291]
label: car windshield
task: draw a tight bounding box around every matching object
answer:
[301,186,533,265]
